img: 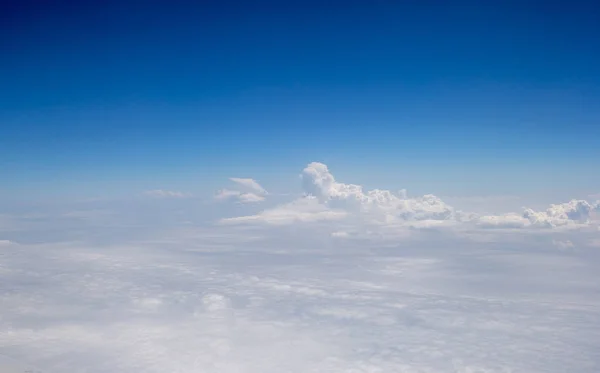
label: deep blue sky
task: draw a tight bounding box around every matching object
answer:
[1,0,599,198]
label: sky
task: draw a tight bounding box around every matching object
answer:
[1,0,600,199]
[2,1,600,373]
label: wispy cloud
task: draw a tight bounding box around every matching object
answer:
[229,178,268,195]
[215,177,268,204]
[143,189,191,198]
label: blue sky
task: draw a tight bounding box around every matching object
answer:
[1,0,599,199]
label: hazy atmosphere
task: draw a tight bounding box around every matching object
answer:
[1,1,600,372]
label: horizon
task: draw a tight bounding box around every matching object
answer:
[2,1,600,372]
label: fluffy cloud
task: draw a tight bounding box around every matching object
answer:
[300,162,457,222]
[143,189,190,198]
[215,178,268,204]
[223,162,600,236]
[523,200,600,228]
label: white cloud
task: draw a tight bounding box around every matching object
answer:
[523,199,600,228]
[229,178,268,195]
[223,162,600,238]
[215,178,268,204]
[2,175,600,373]
[474,213,529,229]
[299,162,456,222]
[221,196,346,225]
[143,189,190,198]
[214,189,243,201]
[215,189,265,204]
[1,223,600,372]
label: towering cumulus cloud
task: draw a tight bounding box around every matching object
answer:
[300,162,456,221]
[222,162,600,234]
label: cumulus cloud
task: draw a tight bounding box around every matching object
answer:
[523,200,600,228]
[222,162,600,239]
[299,162,457,222]
[224,162,464,228]
[143,189,191,198]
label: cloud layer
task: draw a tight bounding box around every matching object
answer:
[2,163,600,372]
[2,226,600,372]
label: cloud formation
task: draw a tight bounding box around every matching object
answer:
[229,178,268,195]
[223,162,600,235]
[2,221,600,372]
[215,177,268,204]
[2,167,600,373]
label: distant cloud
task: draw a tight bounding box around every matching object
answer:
[143,190,191,198]
[215,177,268,204]
[215,189,265,204]
[220,196,346,224]
[2,163,600,373]
[221,162,600,237]
[229,178,267,195]
[552,239,574,250]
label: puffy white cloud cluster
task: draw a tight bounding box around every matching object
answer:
[222,162,600,234]
[474,199,600,229]
[300,162,457,223]
[523,200,600,228]
[215,177,268,204]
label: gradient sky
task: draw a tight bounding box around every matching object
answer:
[1,0,599,199]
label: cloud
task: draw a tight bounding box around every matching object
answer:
[299,162,457,221]
[2,220,600,372]
[220,196,346,225]
[523,200,600,228]
[215,189,265,204]
[552,239,574,250]
[229,178,267,195]
[222,162,600,239]
[143,189,191,198]
[224,162,464,227]
[215,178,268,204]
[2,174,600,373]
